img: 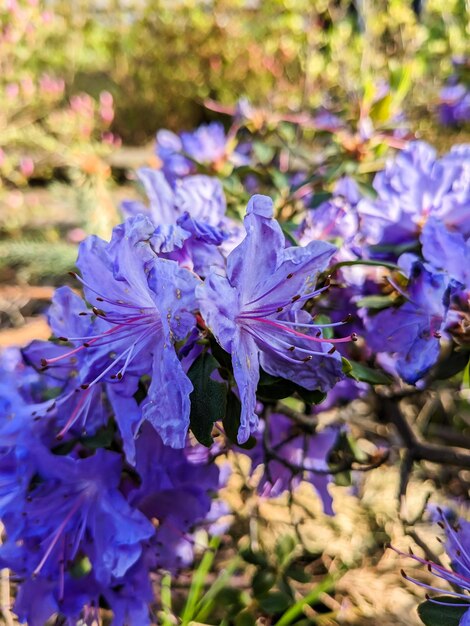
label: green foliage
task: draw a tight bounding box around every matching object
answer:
[347,360,393,385]
[0,239,77,283]
[418,597,469,626]
[188,351,227,447]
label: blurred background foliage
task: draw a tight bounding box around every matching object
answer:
[54,0,468,143]
[0,0,469,295]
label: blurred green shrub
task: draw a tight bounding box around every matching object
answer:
[55,0,468,143]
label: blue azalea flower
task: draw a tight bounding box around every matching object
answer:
[439,84,470,126]
[421,217,470,289]
[130,423,220,570]
[365,262,454,383]
[38,218,199,448]
[122,167,241,274]
[0,448,154,582]
[122,167,227,227]
[197,194,348,442]
[357,141,470,248]
[156,121,243,180]
[394,509,470,624]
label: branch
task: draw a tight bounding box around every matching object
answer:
[378,396,470,469]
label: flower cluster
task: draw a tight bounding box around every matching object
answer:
[297,141,470,385]
[2,108,469,623]
[0,126,351,622]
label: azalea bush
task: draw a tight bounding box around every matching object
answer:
[0,101,469,626]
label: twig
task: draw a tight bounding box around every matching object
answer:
[378,396,470,469]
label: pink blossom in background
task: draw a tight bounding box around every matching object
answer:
[19,157,34,178]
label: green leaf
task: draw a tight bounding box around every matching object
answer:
[341,357,353,376]
[181,535,221,625]
[274,535,296,566]
[296,388,326,405]
[69,555,92,579]
[253,141,276,164]
[208,337,232,371]
[369,93,393,124]
[284,565,310,583]
[258,591,291,615]
[276,575,337,626]
[223,392,256,449]
[252,569,277,596]
[188,352,227,447]
[240,546,268,567]
[347,361,393,385]
[310,191,332,209]
[356,294,397,310]
[234,611,257,626]
[258,370,326,404]
[417,597,468,626]
[258,378,299,400]
[81,421,115,449]
[434,350,470,381]
[281,225,299,247]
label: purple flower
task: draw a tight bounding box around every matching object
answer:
[357,142,470,249]
[130,423,221,570]
[393,509,470,622]
[122,167,226,227]
[156,121,245,181]
[439,84,470,126]
[122,168,241,274]
[365,262,454,383]
[247,413,341,515]
[39,217,199,448]
[298,177,361,245]
[420,217,470,289]
[197,194,348,443]
[0,448,153,585]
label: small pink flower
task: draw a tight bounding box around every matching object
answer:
[20,157,34,178]
[6,83,19,99]
[100,91,114,107]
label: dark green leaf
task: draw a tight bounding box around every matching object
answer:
[252,569,277,596]
[188,352,227,447]
[347,361,393,385]
[258,591,291,614]
[309,191,332,209]
[417,597,468,626]
[240,547,268,567]
[223,391,257,449]
[284,565,310,583]
[258,370,325,403]
[434,350,470,380]
[258,378,298,400]
[281,225,299,247]
[208,337,233,371]
[81,421,115,449]
[214,587,245,611]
